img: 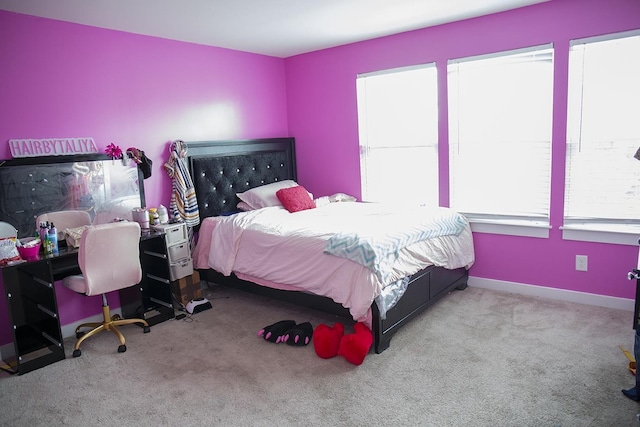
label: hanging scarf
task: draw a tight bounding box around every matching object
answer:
[163,140,200,228]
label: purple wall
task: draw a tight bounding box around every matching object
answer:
[0,11,288,343]
[285,0,640,299]
[2,0,640,348]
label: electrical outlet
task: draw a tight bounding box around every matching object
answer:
[576,255,588,271]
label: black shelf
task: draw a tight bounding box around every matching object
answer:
[119,232,175,327]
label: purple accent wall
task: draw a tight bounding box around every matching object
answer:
[285,0,640,300]
[0,11,288,344]
[1,0,640,348]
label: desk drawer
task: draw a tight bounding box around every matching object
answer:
[157,223,187,246]
[169,257,193,281]
[167,242,190,263]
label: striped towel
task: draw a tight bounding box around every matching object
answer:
[163,140,200,228]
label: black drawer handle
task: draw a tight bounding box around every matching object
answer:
[150,297,173,309]
[147,273,170,284]
[37,304,57,318]
[41,331,62,347]
[143,250,167,259]
[33,276,53,288]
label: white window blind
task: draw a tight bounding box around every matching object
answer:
[356,64,438,206]
[448,45,554,224]
[564,31,640,230]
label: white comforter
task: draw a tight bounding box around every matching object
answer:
[193,202,474,322]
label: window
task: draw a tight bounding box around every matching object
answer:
[563,31,640,243]
[447,45,554,235]
[357,64,438,206]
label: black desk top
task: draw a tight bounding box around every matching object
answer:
[1,229,164,271]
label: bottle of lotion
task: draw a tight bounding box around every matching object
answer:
[48,223,58,253]
[158,205,169,224]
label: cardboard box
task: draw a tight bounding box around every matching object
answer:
[171,271,202,307]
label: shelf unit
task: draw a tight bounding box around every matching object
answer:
[118,231,175,326]
[152,222,193,281]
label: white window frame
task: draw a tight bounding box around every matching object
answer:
[356,63,439,206]
[447,44,555,238]
[562,30,640,246]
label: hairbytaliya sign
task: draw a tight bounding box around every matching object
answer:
[8,138,99,158]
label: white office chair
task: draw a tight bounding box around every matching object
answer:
[36,210,92,241]
[0,221,17,238]
[62,221,150,357]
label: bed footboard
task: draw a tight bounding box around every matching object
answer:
[197,265,468,354]
[372,265,468,353]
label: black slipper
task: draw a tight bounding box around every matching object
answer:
[258,320,296,343]
[284,322,314,346]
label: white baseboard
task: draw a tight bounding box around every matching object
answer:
[60,308,122,339]
[469,276,635,312]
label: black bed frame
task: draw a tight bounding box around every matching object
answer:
[187,137,468,353]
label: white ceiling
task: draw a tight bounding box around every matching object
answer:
[0,0,549,58]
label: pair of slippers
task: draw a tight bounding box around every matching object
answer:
[313,322,373,365]
[258,320,313,346]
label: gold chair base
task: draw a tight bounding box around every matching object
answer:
[72,302,149,356]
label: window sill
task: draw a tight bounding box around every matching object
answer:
[561,224,640,246]
[468,218,550,238]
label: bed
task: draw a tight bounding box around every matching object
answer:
[187,137,474,353]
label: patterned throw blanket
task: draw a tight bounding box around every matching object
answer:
[324,211,467,284]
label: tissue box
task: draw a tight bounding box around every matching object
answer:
[171,271,202,307]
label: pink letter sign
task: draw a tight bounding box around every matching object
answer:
[8,138,99,158]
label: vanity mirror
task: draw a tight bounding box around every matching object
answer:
[0,154,146,238]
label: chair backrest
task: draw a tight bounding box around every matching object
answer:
[36,210,92,239]
[0,221,17,239]
[78,221,142,296]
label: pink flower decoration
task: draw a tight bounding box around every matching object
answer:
[105,143,123,159]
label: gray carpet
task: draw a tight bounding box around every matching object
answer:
[1,283,638,426]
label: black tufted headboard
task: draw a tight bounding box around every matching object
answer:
[187,138,296,222]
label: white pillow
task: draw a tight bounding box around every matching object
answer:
[236,201,254,212]
[237,180,299,210]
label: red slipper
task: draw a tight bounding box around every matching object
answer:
[338,322,373,365]
[312,323,344,358]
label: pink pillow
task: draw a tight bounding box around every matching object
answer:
[276,185,316,213]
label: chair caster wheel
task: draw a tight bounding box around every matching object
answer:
[143,326,150,333]
[118,344,127,353]
[72,349,81,358]
[76,331,85,339]
[112,314,121,321]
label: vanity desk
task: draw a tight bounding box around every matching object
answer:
[0,153,174,375]
[1,230,175,375]
[1,247,77,375]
